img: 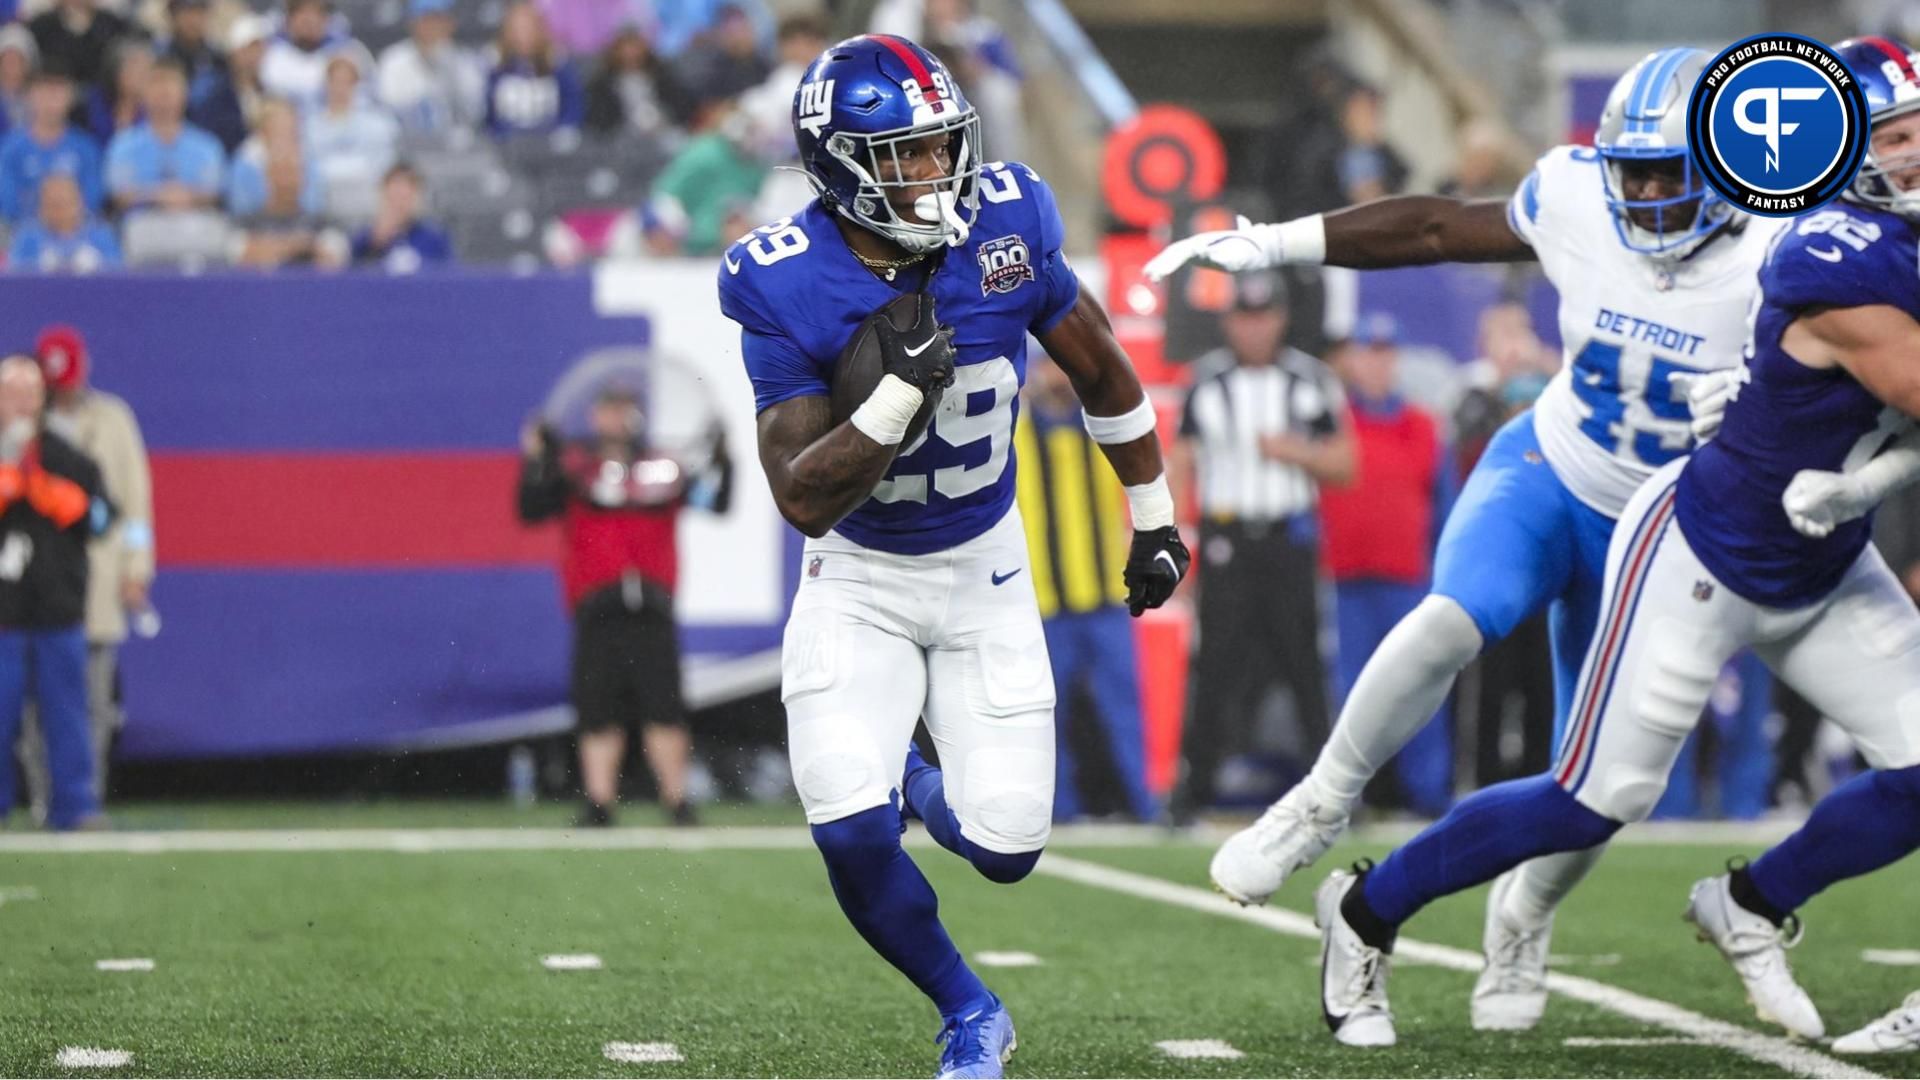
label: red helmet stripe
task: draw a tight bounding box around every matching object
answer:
[1865,35,1920,86]
[869,34,941,101]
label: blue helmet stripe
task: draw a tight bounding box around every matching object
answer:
[1627,48,1693,134]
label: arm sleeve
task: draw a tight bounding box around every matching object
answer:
[1505,166,1544,247]
[1021,164,1081,334]
[515,449,568,523]
[112,404,155,583]
[719,256,829,412]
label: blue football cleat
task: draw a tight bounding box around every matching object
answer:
[934,994,1016,1079]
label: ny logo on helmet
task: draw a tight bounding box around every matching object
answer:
[798,78,835,138]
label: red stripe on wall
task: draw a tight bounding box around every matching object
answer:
[152,452,562,568]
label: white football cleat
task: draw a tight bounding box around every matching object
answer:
[1471,869,1554,1032]
[1315,868,1396,1047]
[1684,873,1824,1040]
[1832,991,1920,1055]
[1209,781,1350,905]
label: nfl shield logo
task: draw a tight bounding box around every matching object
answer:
[808,555,824,580]
[1692,579,1715,602]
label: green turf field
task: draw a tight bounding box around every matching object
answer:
[2,802,1916,1077]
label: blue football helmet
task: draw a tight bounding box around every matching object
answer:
[1837,36,1920,218]
[792,35,983,253]
[1593,47,1735,259]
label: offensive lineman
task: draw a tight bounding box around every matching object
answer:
[717,35,1189,1078]
[1302,35,1920,1047]
[1144,47,1768,1038]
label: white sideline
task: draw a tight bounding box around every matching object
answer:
[0,819,1821,855]
[1033,854,1883,1080]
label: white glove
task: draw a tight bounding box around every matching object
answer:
[1143,215,1277,282]
[1782,469,1871,539]
[1668,369,1740,443]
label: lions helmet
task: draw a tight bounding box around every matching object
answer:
[1837,36,1920,218]
[1593,47,1735,259]
[792,35,983,253]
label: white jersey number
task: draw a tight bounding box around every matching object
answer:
[869,356,1018,504]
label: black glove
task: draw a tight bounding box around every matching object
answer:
[876,292,957,393]
[1123,525,1190,616]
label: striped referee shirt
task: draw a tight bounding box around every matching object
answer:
[1180,347,1346,522]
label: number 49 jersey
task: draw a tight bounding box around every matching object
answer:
[1509,145,1779,518]
[718,161,1080,555]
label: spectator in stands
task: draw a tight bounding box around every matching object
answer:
[192,13,270,152]
[7,173,120,271]
[920,0,1022,161]
[229,148,348,268]
[0,70,103,223]
[1450,301,1551,473]
[106,57,225,213]
[484,1,584,138]
[376,0,485,134]
[638,95,761,254]
[671,3,766,104]
[27,0,130,100]
[651,0,770,58]
[20,327,152,811]
[1318,315,1456,816]
[734,13,816,146]
[161,0,225,120]
[1336,82,1407,204]
[0,354,112,831]
[261,0,352,112]
[0,25,36,138]
[516,383,732,828]
[1015,347,1158,824]
[307,48,396,218]
[350,161,449,271]
[583,25,685,139]
[227,97,324,217]
[1438,117,1508,200]
[1169,271,1354,824]
[539,0,657,59]
[85,37,154,144]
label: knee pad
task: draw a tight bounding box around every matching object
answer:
[968,846,1041,885]
[1402,596,1485,676]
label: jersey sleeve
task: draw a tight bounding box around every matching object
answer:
[1760,208,1920,316]
[717,248,830,413]
[1504,145,1594,252]
[1008,162,1081,333]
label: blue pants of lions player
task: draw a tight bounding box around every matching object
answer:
[1432,411,1615,747]
[1363,459,1920,926]
[0,626,97,829]
[786,511,1053,1019]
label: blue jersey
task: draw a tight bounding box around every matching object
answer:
[1677,202,1917,608]
[718,161,1081,555]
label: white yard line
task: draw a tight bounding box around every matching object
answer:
[974,950,1043,967]
[1861,948,1920,966]
[0,819,1819,855]
[94,958,155,972]
[1033,854,1883,1080]
[55,1047,132,1068]
[602,1041,683,1064]
[1564,1036,1706,1047]
[541,954,604,971]
[1154,1038,1246,1060]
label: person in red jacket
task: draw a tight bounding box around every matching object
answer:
[1318,314,1456,816]
[518,382,731,827]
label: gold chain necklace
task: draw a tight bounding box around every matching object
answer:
[851,247,926,281]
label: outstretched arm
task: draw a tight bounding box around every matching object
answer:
[1144,198,1533,280]
[1038,290,1191,614]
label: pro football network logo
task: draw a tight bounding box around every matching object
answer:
[1687,34,1869,215]
[977,234,1034,296]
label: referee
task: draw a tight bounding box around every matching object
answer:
[1169,271,1355,823]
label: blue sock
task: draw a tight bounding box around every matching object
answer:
[811,805,991,1019]
[1363,775,1620,926]
[901,743,1041,884]
[1748,764,1920,914]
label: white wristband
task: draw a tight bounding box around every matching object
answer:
[849,374,925,446]
[1084,395,1158,444]
[1254,214,1326,266]
[1124,473,1176,531]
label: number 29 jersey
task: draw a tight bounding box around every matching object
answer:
[1508,145,1778,518]
[718,161,1080,556]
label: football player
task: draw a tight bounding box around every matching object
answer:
[1296,35,1920,1047]
[1145,47,1769,1038]
[717,35,1188,1079]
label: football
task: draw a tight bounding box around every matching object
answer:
[829,291,944,447]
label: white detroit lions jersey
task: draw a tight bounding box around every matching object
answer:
[1507,145,1780,517]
